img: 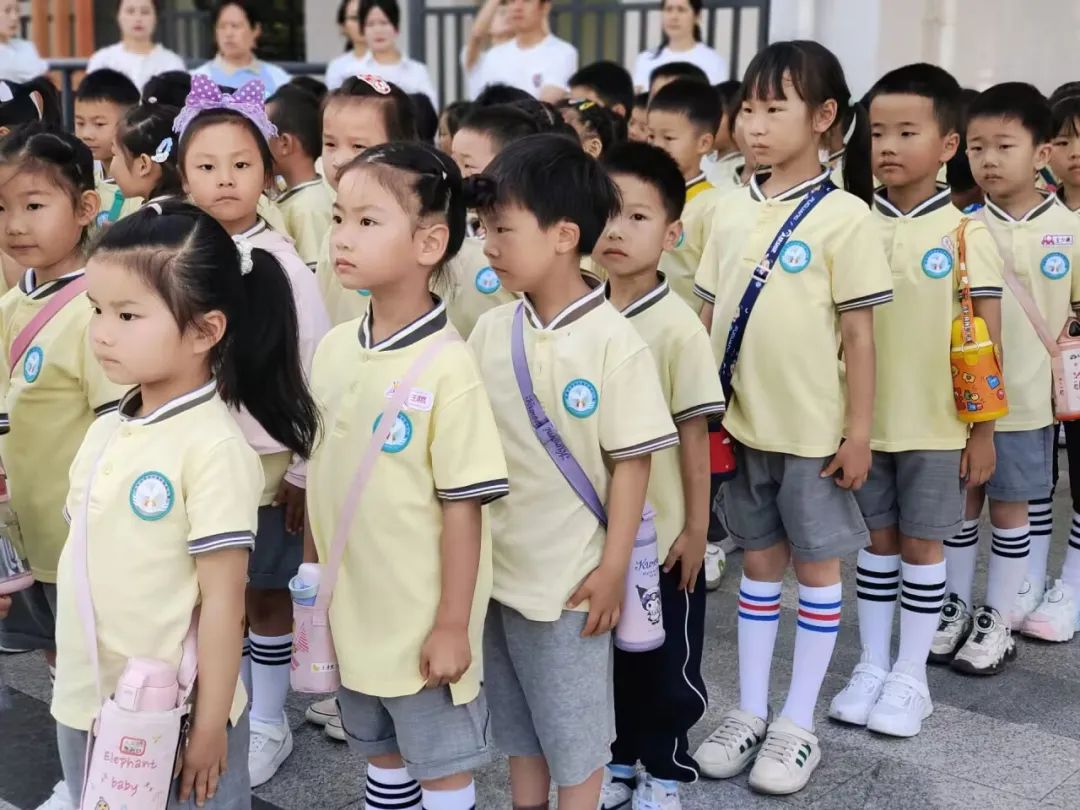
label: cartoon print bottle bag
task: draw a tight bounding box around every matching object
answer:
[950,218,1009,422]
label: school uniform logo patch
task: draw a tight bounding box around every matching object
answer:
[1041,251,1070,280]
[372,412,413,453]
[130,472,174,521]
[357,289,371,297]
[921,247,954,279]
[475,266,501,295]
[22,346,43,383]
[779,240,812,273]
[562,379,599,418]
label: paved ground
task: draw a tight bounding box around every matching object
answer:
[3,469,1080,809]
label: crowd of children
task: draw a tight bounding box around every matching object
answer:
[0,19,1079,810]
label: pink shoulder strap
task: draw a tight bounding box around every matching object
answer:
[9,275,88,371]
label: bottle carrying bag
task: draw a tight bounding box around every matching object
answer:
[712,180,837,479]
[950,218,1008,422]
[291,333,459,693]
[510,304,664,652]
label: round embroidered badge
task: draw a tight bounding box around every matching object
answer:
[921,247,953,279]
[475,266,501,295]
[1041,251,1070,280]
[130,472,174,521]
[562,379,599,418]
[372,412,413,453]
[357,289,372,297]
[22,346,43,383]
[779,240,812,273]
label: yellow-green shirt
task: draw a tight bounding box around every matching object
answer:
[315,229,372,326]
[441,237,516,339]
[660,174,718,313]
[277,178,334,269]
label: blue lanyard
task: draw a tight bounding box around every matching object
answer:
[718,180,836,398]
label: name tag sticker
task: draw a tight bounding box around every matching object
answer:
[1042,233,1075,246]
[407,389,435,411]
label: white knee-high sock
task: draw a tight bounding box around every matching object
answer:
[1027,498,1054,586]
[737,575,782,721]
[895,560,947,683]
[855,550,900,670]
[985,525,1030,623]
[240,637,252,703]
[1061,513,1080,592]
[248,631,293,726]
[365,764,421,810]
[780,582,842,731]
[944,519,980,608]
[422,781,476,810]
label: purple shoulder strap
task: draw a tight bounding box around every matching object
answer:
[510,303,607,527]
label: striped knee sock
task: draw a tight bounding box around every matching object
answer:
[780,583,842,731]
[1061,513,1080,592]
[249,632,293,726]
[944,519,979,608]
[365,764,421,810]
[1027,498,1054,586]
[240,637,252,702]
[855,550,900,670]
[895,560,947,682]
[985,525,1030,622]
[737,576,782,721]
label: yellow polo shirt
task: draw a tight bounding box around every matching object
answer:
[52,381,260,731]
[614,276,725,557]
[440,237,516,339]
[307,299,508,704]
[871,186,1003,451]
[0,270,126,581]
[315,230,372,327]
[981,195,1080,432]
[94,179,141,228]
[468,283,679,621]
[276,178,334,269]
[660,174,718,313]
[694,168,893,457]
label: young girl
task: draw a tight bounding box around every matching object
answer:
[86,0,186,91]
[173,74,330,787]
[692,41,891,795]
[559,98,625,158]
[51,201,318,808]
[307,142,507,810]
[110,100,185,207]
[325,0,368,90]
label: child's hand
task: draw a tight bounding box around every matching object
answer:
[0,594,10,620]
[275,481,306,535]
[178,722,229,808]
[664,528,706,592]
[568,562,624,637]
[821,437,871,490]
[961,429,996,488]
[420,623,471,688]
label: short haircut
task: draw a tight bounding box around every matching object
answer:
[360,0,400,30]
[76,68,140,107]
[442,100,473,138]
[568,60,634,117]
[328,75,419,142]
[267,84,322,158]
[410,93,439,143]
[601,140,686,222]
[713,79,742,119]
[459,104,542,151]
[475,82,534,107]
[141,70,191,107]
[867,62,963,134]
[967,82,1052,144]
[648,78,722,135]
[471,133,620,255]
[632,91,648,110]
[290,75,328,103]
[649,61,708,89]
[212,0,260,27]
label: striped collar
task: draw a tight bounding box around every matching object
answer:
[749,166,832,202]
[276,178,324,204]
[686,173,712,203]
[358,295,447,351]
[1056,186,1080,213]
[118,379,217,425]
[608,274,669,318]
[237,218,270,240]
[19,268,85,301]
[522,274,606,330]
[984,193,1057,223]
[140,194,181,210]
[873,184,953,218]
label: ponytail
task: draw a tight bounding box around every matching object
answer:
[840,102,872,205]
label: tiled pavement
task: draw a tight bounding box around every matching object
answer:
[4,474,1080,808]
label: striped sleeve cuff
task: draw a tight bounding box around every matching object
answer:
[835,290,893,312]
[437,479,510,505]
[93,400,120,417]
[969,286,1003,299]
[188,531,256,555]
[673,401,726,423]
[607,432,680,461]
[62,506,71,526]
[0,413,8,435]
[693,284,716,304]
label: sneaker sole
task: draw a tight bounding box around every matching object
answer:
[705,577,723,592]
[1020,619,1076,643]
[324,723,347,742]
[866,704,933,738]
[748,754,820,795]
[304,706,336,726]
[250,733,294,788]
[827,706,872,727]
[927,649,955,664]
[949,644,1017,676]
[696,745,760,779]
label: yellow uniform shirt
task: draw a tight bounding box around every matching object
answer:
[257,194,289,235]
[308,300,508,704]
[694,169,894,457]
[0,270,126,581]
[469,283,679,621]
[276,179,334,269]
[94,179,142,228]
[982,195,1080,432]
[52,382,260,730]
[440,237,516,339]
[871,186,1003,451]
[614,277,725,557]
[660,174,718,313]
[315,230,372,326]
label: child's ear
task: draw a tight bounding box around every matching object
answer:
[136,153,155,179]
[583,135,602,159]
[663,220,683,252]
[813,99,839,136]
[554,219,581,255]
[77,190,100,227]
[697,130,716,158]
[191,310,227,356]
[940,131,960,165]
[1035,141,1053,170]
[416,222,450,268]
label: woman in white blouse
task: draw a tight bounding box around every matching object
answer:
[355,0,439,108]
[86,0,185,91]
[631,0,728,92]
[325,0,367,91]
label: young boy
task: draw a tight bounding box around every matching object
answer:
[267,84,333,269]
[74,69,140,225]
[828,64,1003,738]
[702,80,742,190]
[595,140,724,810]
[569,60,635,119]
[649,62,708,100]
[629,91,649,142]
[932,83,1080,673]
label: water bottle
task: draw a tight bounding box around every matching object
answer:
[113,658,180,712]
[614,505,666,652]
[288,563,321,606]
[290,563,340,692]
[0,482,32,597]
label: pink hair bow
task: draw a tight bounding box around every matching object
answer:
[173,75,279,142]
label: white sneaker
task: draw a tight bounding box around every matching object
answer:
[325,711,346,741]
[1010,578,1045,627]
[694,707,767,779]
[866,671,932,737]
[634,774,682,810]
[35,781,73,810]
[598,767,636,809]
[951,606,1016,675]
[1022,580,1080,642]
[929,594,972,663]
[747,717,821,795]
[249,714,294,787]
[704,543,726,591]
[827,659,887,726]
[304,697,338,726]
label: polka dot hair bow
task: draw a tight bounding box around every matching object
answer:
[173,75,278,142]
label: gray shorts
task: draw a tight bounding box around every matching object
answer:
[854,450,964,541]
[247,504,302,590]
[719,444,869,562]
[483,601,615,787]
[0,581,57,651]
[336,685,490,781]
[986,426,1054,503]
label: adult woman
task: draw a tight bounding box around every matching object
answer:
[86,0,185,91]
[631,0,727,91]
[325,0,367,91]
[192,0,290,96]
[355,0,438,108]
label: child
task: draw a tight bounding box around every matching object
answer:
[648,61,707,100]
[646,78,721,312]
[827,63,1002,739]
[595,140,725,810]
[1050,93,1080,213]
[629,91,650,142]
[560,98,625,158]
[467,133,678,809]
[0,0,47,82]
[438,99,473,154]
[692,41,891,795]
[307,141,507,810]
[267,84,334,269]
[702,79,741,189]
[934,84,1080,668]
[569,60,635,119]
[75,69,142,226]
[109,100,185,209]
[52,201,319,809]
[176,74,331,786]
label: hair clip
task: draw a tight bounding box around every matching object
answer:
[356,74,392,95]
[147,95,158,104]
[575,99,596,111]
[174,75,278,142]
[151,136,173,164]
[233,234,254,275]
